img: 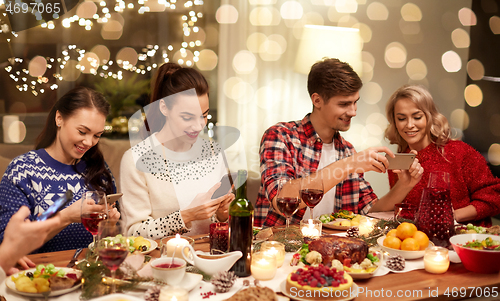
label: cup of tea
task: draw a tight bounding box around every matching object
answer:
[209,222,229,255]
[150,257,186,285]
[394,203,417,221]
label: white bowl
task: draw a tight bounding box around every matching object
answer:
[150,257,186,285]
[377,236,434,260]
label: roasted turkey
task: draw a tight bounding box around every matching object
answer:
[308,236,369,265]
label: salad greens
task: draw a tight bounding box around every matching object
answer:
[463,237,500,250]
[33,264,66,278]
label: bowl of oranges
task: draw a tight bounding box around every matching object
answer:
[377,222,434,260]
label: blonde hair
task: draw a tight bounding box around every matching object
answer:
[384,85,450,152]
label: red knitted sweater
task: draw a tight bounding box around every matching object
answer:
[388,140,500,227]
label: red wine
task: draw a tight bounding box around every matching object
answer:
[154,263,183,269]
[98,248,128,271]
[300,189,324,208]
[82,212,107,235]
[276,197,300,218]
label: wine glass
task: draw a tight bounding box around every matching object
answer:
[300,173,324,220]
[96,220,129,294]
[275,178,301,240]
[81,191,108,249]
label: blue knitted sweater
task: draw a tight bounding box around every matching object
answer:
[0,148,115,253]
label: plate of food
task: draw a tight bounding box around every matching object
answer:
[322,218,352,230]
[455,224,500,235]
[90,236,157,254]
[290,235,382,279]
[5,265,82,297]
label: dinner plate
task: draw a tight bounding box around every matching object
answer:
[322,219,351,230]
[135,272,203,291]
[280,280,358,301]
[89,238,158,255]
[5,267,81,297]
[345,250,383,279]
[377,236,434,260]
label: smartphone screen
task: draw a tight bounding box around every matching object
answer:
[385,153,416,170]
[36,190,73,221]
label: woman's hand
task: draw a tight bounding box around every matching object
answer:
[215,192,235,222]
[180,183,223,227]
[393,150,423,187]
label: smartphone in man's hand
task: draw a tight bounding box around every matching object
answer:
[36,190,73,221]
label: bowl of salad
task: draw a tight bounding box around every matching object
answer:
[449,233,500,273]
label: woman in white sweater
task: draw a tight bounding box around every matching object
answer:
[120,63,234,238]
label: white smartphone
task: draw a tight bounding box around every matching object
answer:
[385,153,416,170]
[99,193,123,205]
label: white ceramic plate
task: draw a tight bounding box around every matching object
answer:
[90,293,144,301]
[5,267,81,297]
[280,280,358,301]
[89,238,158,255]
[345,250,383,279]
[322,218,351,230]
[377,236,434,260]
[135,272,203,291]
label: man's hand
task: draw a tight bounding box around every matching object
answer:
[346,146,394,174]
[393,150,423,187]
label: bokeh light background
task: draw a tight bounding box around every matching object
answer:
[215,0,500,197]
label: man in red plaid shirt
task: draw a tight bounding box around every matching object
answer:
[255,58,423,227]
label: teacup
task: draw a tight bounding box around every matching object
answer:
[150,257,186,285]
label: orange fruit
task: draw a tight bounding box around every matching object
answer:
[396,222,418,240]
[412,231,429,250]
[387,229,398,237]
[401,238,420,251]
[383,236,402,250]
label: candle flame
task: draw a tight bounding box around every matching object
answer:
[172,297,177,301]
[435,254,444,261]
[175,233,181,239]
[308,219,313,226]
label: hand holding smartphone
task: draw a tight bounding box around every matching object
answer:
[36,190,73,221]
[100,193,123,205]
[385,153,416,170]
[212,172,238,199]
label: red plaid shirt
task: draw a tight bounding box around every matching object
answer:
[254,114,378,227]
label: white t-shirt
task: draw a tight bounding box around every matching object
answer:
[302,142,337,220]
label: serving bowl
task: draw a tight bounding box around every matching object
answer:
[377,236,434,260]
[449,233,500,273]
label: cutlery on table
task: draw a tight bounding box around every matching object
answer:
[67,248,83,268]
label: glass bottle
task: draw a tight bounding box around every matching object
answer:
[415,171,455,248]
[229,170,254,277]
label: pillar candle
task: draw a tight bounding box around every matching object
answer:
[165,234,190,259]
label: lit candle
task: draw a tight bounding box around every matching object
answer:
[260,241,286,268]
[251,252,277,280]
[424,247,450,274]
[165,234,190,259]
[358,218,374,235]
[159,286,189,301]
[300,219,321,238]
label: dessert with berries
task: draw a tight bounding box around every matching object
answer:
[286,264,354,300]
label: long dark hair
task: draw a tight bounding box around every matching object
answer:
[143,62,209,135]
[36,86,114,194]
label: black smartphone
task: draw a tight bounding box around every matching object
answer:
[385,153,416,170]
[36,190,73,221]
[212,172,238,199]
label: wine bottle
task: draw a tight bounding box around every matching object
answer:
[229,170,254,277]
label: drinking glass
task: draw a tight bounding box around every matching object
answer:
[300,173,324,220]
[275,178,300,240]
[96,220,129,294]
[81,191,108,249]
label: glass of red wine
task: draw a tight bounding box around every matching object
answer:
[276,178,301,240]
[96,220,129,294]
[81,191,108,249]
[300,173,324,220]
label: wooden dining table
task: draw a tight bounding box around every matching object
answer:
[7,228,500,301]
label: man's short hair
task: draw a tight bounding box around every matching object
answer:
[307,58,362,102]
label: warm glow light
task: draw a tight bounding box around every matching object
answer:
[366,2,389,21]
[101,20,123,40]
[450,109,469,131]
[91,45,110,64]
[77,1,98,18]
[196,49,218,71]
[280,1,303,20]
[488,144,500,166]
[293,12,324,39]
[360,82,383,105]
[451,28,470,48]
[467,59,484,80]
[233,50,256,74]
[441,50,462,72]
[458,7,476,26]
[294,25,363,75]
[464,84,483,107]
[355,23,372,43]
[385,42,407,68]
[401,3,422,21]
[247,33,268,53]
[335,0,357,13]
[61,60,81,81]
[406,58,427,80]
[116,47,138,68]
[216,4,238,24]
[490,16,500,34]
[28,56,47,77]
[250,7,275,26]
[400,19,421,35]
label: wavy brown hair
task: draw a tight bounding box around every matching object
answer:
[36,86,114,194]
[142,63,209,135]
[307,58,362,102]
[385,85,450,152]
